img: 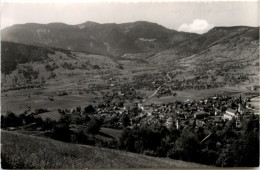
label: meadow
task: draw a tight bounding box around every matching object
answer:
[100,127,122,140]
[144,86,254,105]
[1,130,209,169]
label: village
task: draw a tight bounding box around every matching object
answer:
[86,91,259,132]
[1,59,259,134]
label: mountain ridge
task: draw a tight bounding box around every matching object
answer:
[1,21,258,59]
[1,21,199,56]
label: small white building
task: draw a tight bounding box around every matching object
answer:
[165,117,173,129]
[223,108,237,120]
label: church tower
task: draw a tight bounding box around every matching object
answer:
[235,94,243,127]
[238,94,243,114]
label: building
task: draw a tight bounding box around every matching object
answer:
[223,95,245,121]
[238,94,243,114]
[165,116,173,129]
[223,108,236,120]
[214,108,222,116]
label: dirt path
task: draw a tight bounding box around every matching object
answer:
[142,71,173,102]
[139,71,173,113]
[148,84,164,99]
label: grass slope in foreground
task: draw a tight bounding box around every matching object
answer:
[1,130,209,169]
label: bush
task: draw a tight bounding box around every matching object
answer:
[45,64,59,71]
[93,65,100,69]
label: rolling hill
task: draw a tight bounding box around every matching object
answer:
[173,26,258,56]
[1,41,54,74]
[150,26,259,62]
[1,130,209,169]
[148,26,259,87]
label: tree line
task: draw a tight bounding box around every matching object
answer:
[1,109,258,167]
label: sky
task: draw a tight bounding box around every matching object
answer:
[1,0,259,34]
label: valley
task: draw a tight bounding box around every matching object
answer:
[1,21,259,168]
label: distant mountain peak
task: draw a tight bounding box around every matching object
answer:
[77,21,100,29]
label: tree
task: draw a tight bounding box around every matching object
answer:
[1,115,6,128]
[71,128,89,145]
[84,105,95,114]
[117,101,124,107]
[120,114,130,128]
[119,128,136,152]
[156,136,172,157]
[53,122,70,142]
[238,132,259,167]
[52,115,71,142]
[86,117,101,138]
[2,112,22,127]
[42,118,56,131]
[93,65,100,69]
[117,65,124,69]
[216,150,231,167]
[169,127,201,162]
[242,115,258,132]
[216,115,259,167]
[76,106,81,113]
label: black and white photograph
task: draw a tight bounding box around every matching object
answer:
[1,0,259,169]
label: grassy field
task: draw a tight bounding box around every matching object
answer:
[1,90,93,115]
[100,127,123,140]
[248,96,260,113]
[1,130,209,169]
[1,50,155,116]
[144,86,255,104]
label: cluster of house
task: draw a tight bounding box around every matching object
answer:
[79,91,258,132]
[129,94,258,130]
[27,87,258,132]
